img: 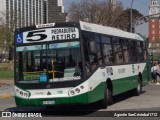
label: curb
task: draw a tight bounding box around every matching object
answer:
[0,82,14,99]
[0,94,13,99]
[149,83,160,85]
[0,83,10,87]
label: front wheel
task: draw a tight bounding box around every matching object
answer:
[107,87,113,105]
[99,84,113,109]
[99,85,107,109]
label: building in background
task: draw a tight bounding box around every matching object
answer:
[148,0,160,44]
[0,0,44,28]
[46,0,67,23]
[0,0,67,59]
[0,0,67,28]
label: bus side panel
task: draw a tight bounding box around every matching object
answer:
[87,82,105,103]
[112,63,148,96]
[70,82,105,104]
[112,75,137,96]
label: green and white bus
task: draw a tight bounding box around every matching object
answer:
[14,21,149,108]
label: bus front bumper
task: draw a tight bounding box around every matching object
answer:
[15,93,89,106]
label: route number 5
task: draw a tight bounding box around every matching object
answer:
[26,30,47,41]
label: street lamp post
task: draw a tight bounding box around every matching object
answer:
[130,0,134,33]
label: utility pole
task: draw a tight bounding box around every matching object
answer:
[130,0,134,33]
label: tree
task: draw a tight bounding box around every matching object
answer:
[115,9,144,31]
[67,0,144,31]
[0,10,18,60]
[0,10,19,69]
[67,0,124,26]
[0,25,6,45]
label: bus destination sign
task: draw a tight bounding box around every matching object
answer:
[16,27,79,44]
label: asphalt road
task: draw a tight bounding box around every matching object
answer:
[0,83,160,118]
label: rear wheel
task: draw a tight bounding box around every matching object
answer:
[133,77,142,96]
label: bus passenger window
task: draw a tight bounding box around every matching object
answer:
[137,42,144,62]
[82,32,98,75]
[102,44,113,64]
[95,35,103,65]
[89,41,98,71]
[112,38,124,64]
[114,45,124,64]
[129,41,138,62]
[96,43,103,65]
[143,43,147,60]
[123,46,129,63]
[101,36,113,65]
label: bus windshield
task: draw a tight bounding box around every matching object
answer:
[15,41,82,83]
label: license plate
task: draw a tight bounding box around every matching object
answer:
[43,100,55,105]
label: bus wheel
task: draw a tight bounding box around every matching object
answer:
[107,87,113,105]
[134,78,142,96]
[99,85,108,109]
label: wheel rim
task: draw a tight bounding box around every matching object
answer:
[137,81,141,93]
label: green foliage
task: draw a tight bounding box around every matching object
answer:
[0,69,14,79]
[0,63,14,79]
[0,26,6,46]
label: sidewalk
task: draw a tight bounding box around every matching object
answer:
[0,80,14,99]
[149,78,160,85]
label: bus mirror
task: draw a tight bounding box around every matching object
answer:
[90,41,96,54]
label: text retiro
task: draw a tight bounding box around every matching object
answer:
[51,28,78,40]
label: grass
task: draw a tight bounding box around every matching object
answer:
[0,69,14,80]
[0,62,14,80]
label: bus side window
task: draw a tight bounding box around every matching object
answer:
[129,40,138,62]
[143,42,147,60]
[82,32,98,75]
[101,35,113,65]
[112,37,124,64]
[95,35,102,65]
[137,42,144,62]
[89,41,98,71]
[122,39,129,64]
[123,45,129,64]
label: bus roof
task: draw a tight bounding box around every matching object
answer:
[79,21,144,41]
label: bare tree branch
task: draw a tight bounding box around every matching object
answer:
[67,0,144,31]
